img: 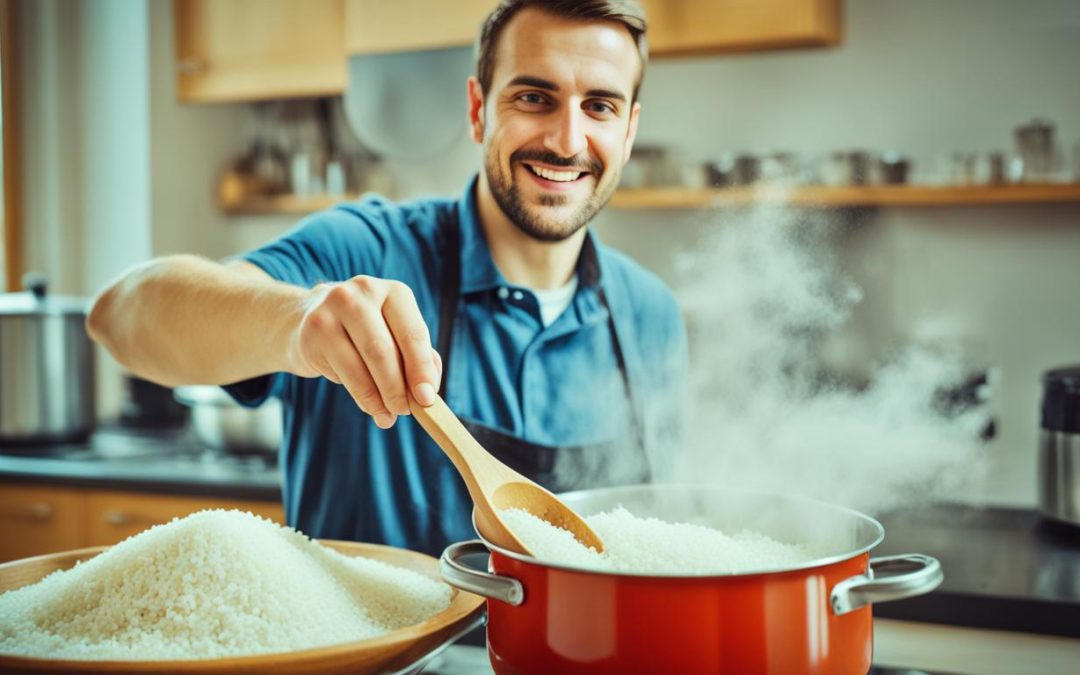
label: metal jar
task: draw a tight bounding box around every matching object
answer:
[442,485,943,675]
[0,275,96,444]
[1038,365,1080,526]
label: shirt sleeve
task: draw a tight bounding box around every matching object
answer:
[222,204,390,406]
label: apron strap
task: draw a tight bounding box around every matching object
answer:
[433,210,644,456]
[435,217,461,398]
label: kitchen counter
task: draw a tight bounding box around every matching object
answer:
[873,503,1080,638]
[0,428,281,501]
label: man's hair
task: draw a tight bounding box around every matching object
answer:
[476,0,649,103]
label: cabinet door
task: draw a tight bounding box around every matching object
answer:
[0,484,85,563]
[174,0,347,102]
[344,0,497,54]
[86,490,285,547]
[644,0,840,56]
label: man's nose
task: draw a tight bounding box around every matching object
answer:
[543,105,588,160]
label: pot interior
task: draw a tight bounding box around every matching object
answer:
[485,484,884,576]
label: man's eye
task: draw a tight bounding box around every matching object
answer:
[519,93,546,105]
[587,101,616,115]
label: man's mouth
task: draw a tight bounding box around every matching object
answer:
[523,163,587,183]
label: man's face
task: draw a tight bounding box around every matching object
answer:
[469,8,641,242]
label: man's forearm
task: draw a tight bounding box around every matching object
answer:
[87,255,309,387]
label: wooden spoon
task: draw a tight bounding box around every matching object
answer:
[408,393,604,556]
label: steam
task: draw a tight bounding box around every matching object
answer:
[665,202,991,513]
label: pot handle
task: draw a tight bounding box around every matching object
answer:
[440,539,525,607]
[830,554,943,616]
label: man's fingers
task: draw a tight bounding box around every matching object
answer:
[324,330,396,428]
[383,283,439,407]
[339,301,409,417]
[431,348,443,392]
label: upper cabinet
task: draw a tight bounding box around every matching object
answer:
[643,0,841,56]
[343,0,495,55]
[172,0,840,103]
[339,0,840,56]
[174,0,347,103]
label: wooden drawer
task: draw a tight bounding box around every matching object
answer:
[0,483,85,563]
[85,490,285,547]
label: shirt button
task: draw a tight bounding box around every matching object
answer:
[497,287,509,299]
[512,290,524,301]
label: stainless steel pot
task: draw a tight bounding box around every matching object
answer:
[0,274,96,444]
[1039,365,1080,526]
[174,385,281,454]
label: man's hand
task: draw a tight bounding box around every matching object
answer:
[289,276,442,429]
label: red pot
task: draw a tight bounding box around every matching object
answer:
[441,485,941,675]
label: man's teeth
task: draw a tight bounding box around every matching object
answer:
[529,165,582,182]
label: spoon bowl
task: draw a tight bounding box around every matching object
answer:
[408,394,604,556]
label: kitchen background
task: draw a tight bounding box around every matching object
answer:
[4,0,1080,671]
[9,0,1080,506]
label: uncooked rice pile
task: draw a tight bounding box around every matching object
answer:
[0,510,451,660]
[501,507,811,574]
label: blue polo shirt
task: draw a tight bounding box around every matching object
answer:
[226,176,687,555]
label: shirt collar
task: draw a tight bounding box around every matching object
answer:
[456,174,603,295]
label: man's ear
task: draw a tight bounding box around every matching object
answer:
[467,76,485,144]
[622,101,641,165]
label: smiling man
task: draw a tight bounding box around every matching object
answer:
[88,0,687,555]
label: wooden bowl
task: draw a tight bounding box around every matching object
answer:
[0,540,485,673]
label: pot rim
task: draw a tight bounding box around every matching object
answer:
[474,484,886,579]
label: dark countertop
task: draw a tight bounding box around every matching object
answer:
[0,427,282,501]
[874,503,1080,638]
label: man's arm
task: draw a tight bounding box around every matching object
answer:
[86,254,440,429]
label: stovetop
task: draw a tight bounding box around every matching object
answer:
[0,426,281,500]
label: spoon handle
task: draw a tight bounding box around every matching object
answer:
[408,394,520,495]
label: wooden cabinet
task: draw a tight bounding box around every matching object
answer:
[173,0,841,103]
[0,483,284,563]
[643,0,841,56]
[174,0,347,102]
[343,0,839,57]
[343,0,496,54]
[0,484,84,563]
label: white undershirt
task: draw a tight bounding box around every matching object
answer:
[531,275,579,328]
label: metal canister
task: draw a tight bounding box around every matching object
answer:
[0,274,96,444]
[1038,365,1080,525]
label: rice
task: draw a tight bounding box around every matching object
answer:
[0,510,451,660]
[500,506,812,574]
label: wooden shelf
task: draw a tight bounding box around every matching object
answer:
[220,193,356,215]
[221,184,1080,215]
[609,184,1080,209]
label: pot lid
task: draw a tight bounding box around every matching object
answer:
[0,273,89,317]
[342,47,472,160]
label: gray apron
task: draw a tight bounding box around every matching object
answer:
[435,215,649,492]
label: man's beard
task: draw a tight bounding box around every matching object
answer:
[485,148,617,243]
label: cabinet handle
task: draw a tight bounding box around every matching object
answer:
[103,509,163,527]
[177,58,207,75]
[0,502,54,521]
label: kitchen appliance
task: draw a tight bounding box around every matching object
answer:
[174,385,281,455]
[1038,365,1080,526]
[0,274,95,444]
[442,485,942,675]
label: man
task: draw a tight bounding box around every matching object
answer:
[88,0,687,555]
